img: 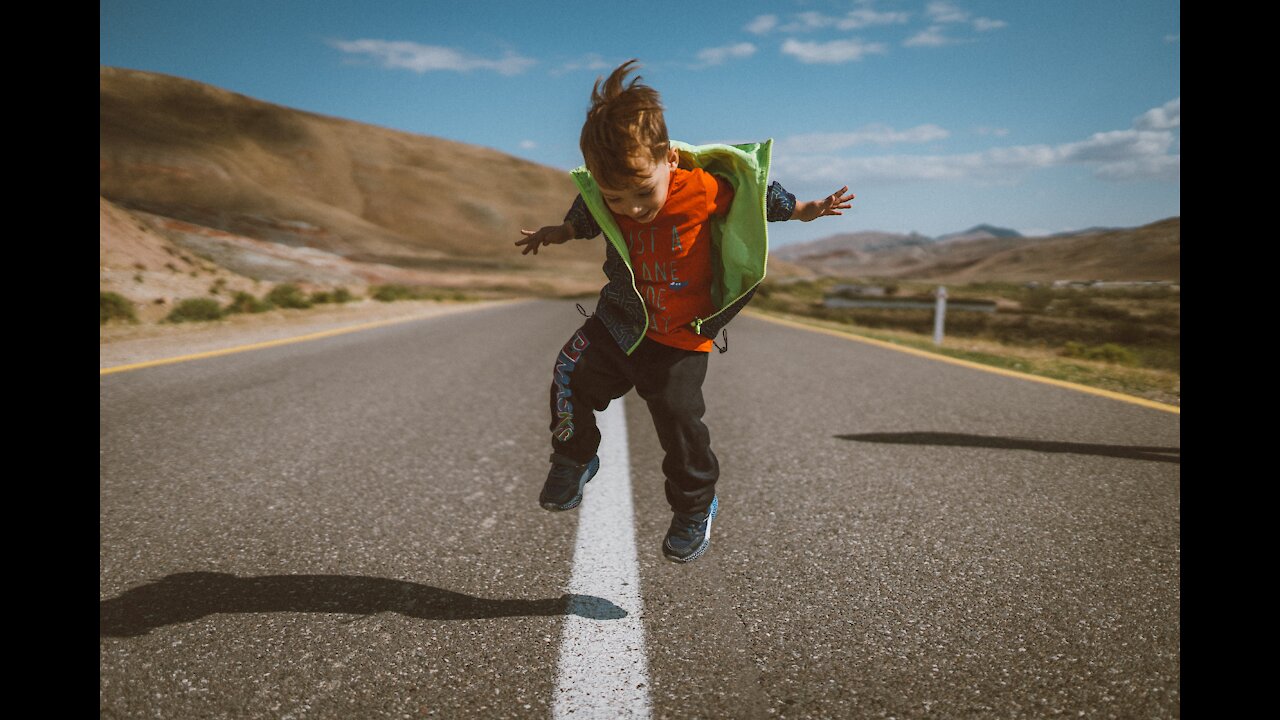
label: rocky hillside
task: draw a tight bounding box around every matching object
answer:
[100,66,603,311]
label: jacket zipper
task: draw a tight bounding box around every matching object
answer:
[571,172,648,355]
[608,230,649,355]
[689,173,770,336]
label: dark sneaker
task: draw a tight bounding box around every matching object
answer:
[539,453,600,511]
[662,495,719,563]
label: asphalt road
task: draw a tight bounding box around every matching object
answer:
[100,299,1180,719]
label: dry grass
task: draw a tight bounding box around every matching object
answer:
[748,308,1180,407]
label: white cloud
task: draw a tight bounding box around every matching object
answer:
[905,5,1004,45]
[1093,155,1180,181]
[781,38,888,64]
[745,14,778,35]
[773,99,1181,184]
[773,8,908,33]
[695,42,757,66]
[779,124,950,153]
[904,26,952,47]
[779,11,831,33]
[838,9,911,29]
[1057,130,1174,163]
[1134,98,1180,130]
[519,140,537,150]
[330,39,535,75]
[551,53,614,76]
[773,146,1038,183]
[925,1,969,23]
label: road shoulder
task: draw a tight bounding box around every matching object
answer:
[101,299,520,371]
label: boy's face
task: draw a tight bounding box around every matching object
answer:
[595,147,680,224]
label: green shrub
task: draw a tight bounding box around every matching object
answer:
[1061,342,1138,365]
[224,291,273,314]
[371,284,474,302]
[1021,287,1055,312]
[165,298,224,323]
[1147,307,1181,328]
[266,283,312,309]
[309,287,360,304]
[100,292,138,325]
[1072,303,1133,321]
[372,284,415,302]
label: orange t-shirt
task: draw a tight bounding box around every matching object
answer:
[614,167,734,352]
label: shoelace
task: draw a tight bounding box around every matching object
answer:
[547,456,586,490]
[669,510,709,542]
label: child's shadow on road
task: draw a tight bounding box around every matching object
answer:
[100,571,625,637]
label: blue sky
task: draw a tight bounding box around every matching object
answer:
[101,0,1180,247]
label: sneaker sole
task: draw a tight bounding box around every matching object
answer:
[540,457,600,512]
[663,497,718,564]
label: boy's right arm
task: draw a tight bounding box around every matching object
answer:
[516,194,602,256]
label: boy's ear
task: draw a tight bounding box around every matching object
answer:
[666,146,680,170]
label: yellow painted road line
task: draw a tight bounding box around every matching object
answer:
[746,310,1180,415]
[100,302,518,376]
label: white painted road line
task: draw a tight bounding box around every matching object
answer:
[553,397,652,719]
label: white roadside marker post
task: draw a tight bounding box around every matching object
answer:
[933,286,947,346]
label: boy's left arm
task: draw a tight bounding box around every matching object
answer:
[768,182,855,222]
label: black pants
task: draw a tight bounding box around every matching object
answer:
[549,316,719,514]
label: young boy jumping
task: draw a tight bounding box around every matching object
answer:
[516,59,853,563]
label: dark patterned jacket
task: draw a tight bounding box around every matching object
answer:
[565,140,795,355]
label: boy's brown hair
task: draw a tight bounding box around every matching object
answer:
[579,59,670,189]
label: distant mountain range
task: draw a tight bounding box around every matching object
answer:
[773,218,1179,282]
[934,224,1023,244]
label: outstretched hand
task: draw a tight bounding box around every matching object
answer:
[792,186,855,222]
[516,222,573,255]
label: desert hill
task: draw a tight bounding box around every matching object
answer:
[100,66,603,308]
[776,217,1179,283]
[773,230,933,262]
